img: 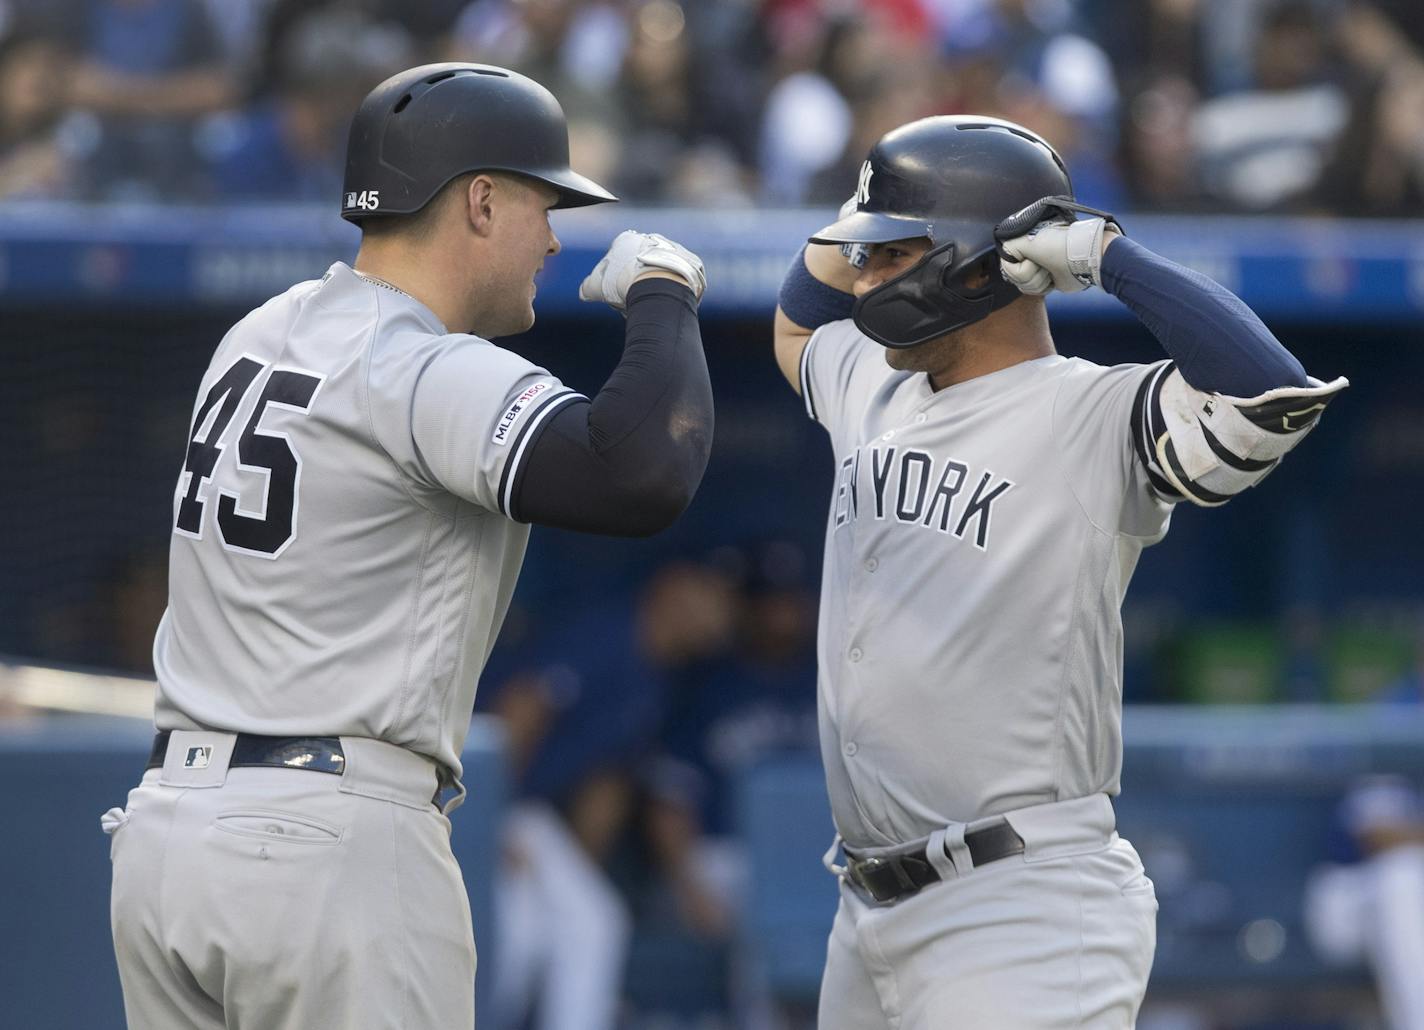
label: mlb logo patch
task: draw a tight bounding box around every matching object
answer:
[184,746,212,769]
[344,192,358,209]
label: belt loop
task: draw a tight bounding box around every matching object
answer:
[925,828,958,881]
[942,822,974,873]
[822,834,848,879]
[438,774,467,816]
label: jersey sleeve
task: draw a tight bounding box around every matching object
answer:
[798,319,886,437]
[368,332,585,515]
[1050,358,1178,541]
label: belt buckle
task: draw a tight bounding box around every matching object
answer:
[848,855,898,904]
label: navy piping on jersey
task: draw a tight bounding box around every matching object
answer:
[496,389,586,519]
[799,333,819,422]
[1129,361,1184,502]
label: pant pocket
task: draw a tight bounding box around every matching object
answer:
[214,809,343,845]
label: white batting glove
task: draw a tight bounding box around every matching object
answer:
[995,196,1124,296]
[578,230,707,311]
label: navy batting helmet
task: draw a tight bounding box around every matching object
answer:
[809,116,1072,348]
[341,63,616,223]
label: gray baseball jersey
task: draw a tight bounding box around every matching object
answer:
[152,261,583,780]
[799,319,1175,848]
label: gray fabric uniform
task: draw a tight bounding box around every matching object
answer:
[107,262,580,1028]
[800,320,1171,1028]
[154,262,581,779]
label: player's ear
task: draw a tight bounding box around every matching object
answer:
[465,174,497,237]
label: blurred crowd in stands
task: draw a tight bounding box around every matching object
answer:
[481,542,820,1028]
[0,0,1422,215]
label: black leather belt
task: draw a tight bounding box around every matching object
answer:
[147,731,346,775]
[845,820,1025,904]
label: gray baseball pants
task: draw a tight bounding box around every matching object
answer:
[105,731,475,1029]
[819,794,1157,1029]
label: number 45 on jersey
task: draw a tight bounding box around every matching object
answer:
[174,355,324,558]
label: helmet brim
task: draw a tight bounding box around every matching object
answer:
[535,167,618,209]
[808,209,934,245]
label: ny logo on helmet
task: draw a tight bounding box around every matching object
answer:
[855,161,874,206]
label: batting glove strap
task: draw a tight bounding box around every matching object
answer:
[995,196,1124,295]
[579,230,707,312]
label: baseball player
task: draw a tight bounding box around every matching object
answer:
[101,64,713,1029]
[772,115,1347,1027]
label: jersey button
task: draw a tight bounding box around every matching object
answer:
[849,647,863,662]
[844,742,858,757]
[881,431,894,441]
[864,558,878,572]
[913,413,927,424]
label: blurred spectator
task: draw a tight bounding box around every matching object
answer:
[486,560,738,1030]
[981,0,1126,209]
[1087,0,1206,91]
[447,0,628,108]
[0,27,72,199]
[206,9,411,201]
[804,32,940,205]
[660,540,819,836]
[1304,626,1424,1028]
[613,0,759,205]
[505,561,737,808]
[1193,0,1350,211]
[254,0,462,86]
[615,541,819,1028]
[0,0,1416,215]
[759,14,890,205]
[1314,3,1424,217]
[1118,72,1209,211]
[617,759,741,1029]
[1305,774,1424,1030]
[66,0,239,200]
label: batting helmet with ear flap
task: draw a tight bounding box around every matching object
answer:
[341,63,616,223]
[809,115,1072,348]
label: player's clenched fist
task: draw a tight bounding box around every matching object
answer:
[579,230,707,311]
[995,196,1124,295]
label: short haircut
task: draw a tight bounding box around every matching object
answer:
[357,171,480,242]
[357,171,551,242]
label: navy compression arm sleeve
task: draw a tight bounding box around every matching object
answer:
[1100,237,1306,395]
[511,278,713,536]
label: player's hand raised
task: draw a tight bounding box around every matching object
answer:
[995,196,1124,295]
[579,230,707,311]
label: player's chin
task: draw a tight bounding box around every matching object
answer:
[883,346,918,371]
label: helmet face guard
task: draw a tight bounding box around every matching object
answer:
[808,115,1073,348]
[849,242,1022,349]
